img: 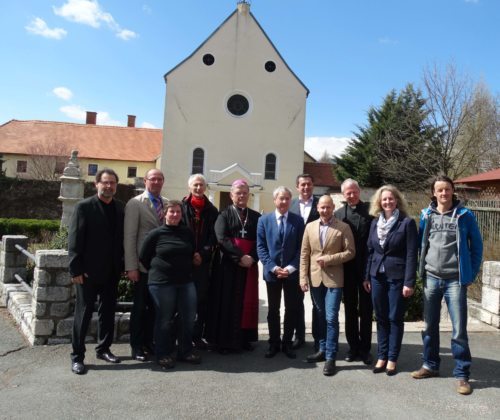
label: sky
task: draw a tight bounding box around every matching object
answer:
[1,0,498,160]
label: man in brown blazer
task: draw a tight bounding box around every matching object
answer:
[300,195,355,376]
[124,168,167,361]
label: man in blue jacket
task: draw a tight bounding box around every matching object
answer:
[257,186,304,359]
[411,175,483,395]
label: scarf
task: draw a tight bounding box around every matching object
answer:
[376,209,399,247]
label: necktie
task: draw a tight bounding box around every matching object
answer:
[278,215,285,244]
[154,197,163,222]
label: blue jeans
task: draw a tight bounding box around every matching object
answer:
[371,273,406,362]
[148,282,197,360]
[422,275,471,379]
[310,284,342,360]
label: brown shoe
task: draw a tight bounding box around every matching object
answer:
[457,379,472,395]
[411,367,439,379]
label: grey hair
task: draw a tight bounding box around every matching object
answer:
[188,173,207,187]
[341,178,360,193]
[273,186,292,199]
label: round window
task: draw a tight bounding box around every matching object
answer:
[202,54,215,66]
[227,94,249,116]
[265,61,276,72]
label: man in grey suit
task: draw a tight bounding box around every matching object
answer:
[289,174,320,350]
[124,168,167,361]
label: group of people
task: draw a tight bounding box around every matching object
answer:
[67,168,482,396]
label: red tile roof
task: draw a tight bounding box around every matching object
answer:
[303,162,339,188]
[0,119,162,162]
[455,168,500,183]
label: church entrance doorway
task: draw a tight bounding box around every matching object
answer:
[219,191,232,210]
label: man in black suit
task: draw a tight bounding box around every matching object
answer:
[334,178,373,365]
[289,173,320,350]
[68,168,125,374]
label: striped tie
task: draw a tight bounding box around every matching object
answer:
[155,197,164,222]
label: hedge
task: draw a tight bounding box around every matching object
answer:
[0,218,60,241]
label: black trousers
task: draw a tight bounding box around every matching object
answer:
[193,262,211,341]
[71,278,118,363]
[343,270,373,355]
[129,272,155,350]
[266,277,300,348]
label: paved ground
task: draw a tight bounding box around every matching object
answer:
[1,307,499,420]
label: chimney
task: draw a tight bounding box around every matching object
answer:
[86,111,97,125]
[127,115,136,128]
[237,1,250,14]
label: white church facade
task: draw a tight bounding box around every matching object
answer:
[160,1,309,212]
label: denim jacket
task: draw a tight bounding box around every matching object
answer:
[418,202,483,286]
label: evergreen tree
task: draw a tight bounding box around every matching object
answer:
[336,84,441,190]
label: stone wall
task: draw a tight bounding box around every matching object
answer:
[469,261,500,328]
[0,235,130,345]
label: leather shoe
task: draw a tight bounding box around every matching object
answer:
[71,361,86,375]
[96,351,121,364]
[344,350,358,362]
[323,359,336,376]
[386,367,397,376]
[306,351,326,363]
[373,361,387,374]
[282,346,296,359]
[131,348,147,362]
[360,352,373,365]
[291,338,305,350]
[265,346,280,358]
[179,353,201,364]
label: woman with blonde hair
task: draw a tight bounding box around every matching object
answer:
[363,185,417,376]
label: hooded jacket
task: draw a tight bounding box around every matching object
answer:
[418,200,483,286]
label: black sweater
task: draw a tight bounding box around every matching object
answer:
[139,224,195,285]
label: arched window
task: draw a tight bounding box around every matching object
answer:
[264,153,276,180]
[192,148,204,174]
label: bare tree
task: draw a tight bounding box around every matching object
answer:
[422,62,499,179]
[26,140,71,181]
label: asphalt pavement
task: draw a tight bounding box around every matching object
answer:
[1,306,499,420]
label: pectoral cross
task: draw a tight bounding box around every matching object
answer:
[239,227,247,238]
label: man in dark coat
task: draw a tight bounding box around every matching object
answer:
[334,178,373,365]
[68,168,125,375]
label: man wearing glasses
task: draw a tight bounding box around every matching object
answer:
[124,169,167,361]
[68,168,125,374]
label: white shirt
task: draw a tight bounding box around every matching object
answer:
[299,196,313,224]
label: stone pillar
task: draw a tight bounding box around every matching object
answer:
[481,261,500,328]
[31,250,72,345]
[0,235,28,306]
[59,150,84,228]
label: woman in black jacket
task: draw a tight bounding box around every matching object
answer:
[140,200,201,369]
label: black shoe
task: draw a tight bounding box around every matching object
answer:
[360,352,373,365]
[241,341,255,351]
[282,346,296,359]
[131,348,147,362]
[344,350,358,362]
[306,351,326,363]
[265,346,280,358]
[373,361,387,374]
[71,361,86,375]
[291,338,305,350]
[193,338,208,350]
[96,351,121,364]
[323,360,336,376]
[157,357,175,369]
[179,353,201,364]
